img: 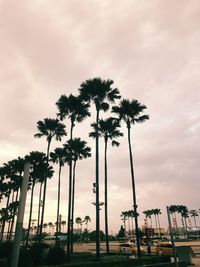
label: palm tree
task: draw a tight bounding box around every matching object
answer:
[34,118,66,241]
[61,220,66,232]
[169,205,179,234]
[56,94,90,259]
[75,217,83,243]
[50,147,69,243]
[84,216,91,242]
[179,206,189,238]
[48,222,53,235]
[4,157,25,240]
[64,138,91,252]
[112,99,149,257]
[79,77,120,259]
[190,209,199,239]
[129,210,139,237]
[25,151,53,247]
[120,211,127,240]
[89,117,123,255]
[153,209,162,236]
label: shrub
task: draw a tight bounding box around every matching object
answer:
[29,243,49,266]
[18,247,33,267]
[47,246,65,265]
[0,241,13,257]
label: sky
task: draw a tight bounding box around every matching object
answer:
[0,0,200,234]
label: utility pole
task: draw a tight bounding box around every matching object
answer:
[10,163,30,267]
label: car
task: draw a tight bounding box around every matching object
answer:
[119,243,145,255]
[42,235,67,246]
[156,242,174,256]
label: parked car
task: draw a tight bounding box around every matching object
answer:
[119,243,144,255]
[42,235,67,246]
[156,242,174,256]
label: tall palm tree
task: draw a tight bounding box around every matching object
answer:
[112,99,149,257]
[34,118,66,241]
[89,117,123,255]
[169,205,179,234]
[64,138,91,252]
[4,157,25,240]
[190,210,199,238]
[79,77,121,259]
[84,215,91,242]
[75,217,83,243]
[179,206,189,238]
[61,220,66,232]
[56,94,90,259]
[120,211,127,240]
[129,210,139,237]
[50,147,69,243]
[25,151,53,247]
[153,209,161,236]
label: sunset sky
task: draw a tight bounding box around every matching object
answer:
[0,0,199,233]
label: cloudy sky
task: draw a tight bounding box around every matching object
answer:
[0,0,200,233]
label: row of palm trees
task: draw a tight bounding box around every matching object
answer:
[143,209,162,233]
[34,77,149,259]
[120,210,139,238]
[169,205,199,235]
[0,77,149,260]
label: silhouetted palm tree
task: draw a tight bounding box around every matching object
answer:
[63,138,91,252]
[90,117,123,254]
[84,215,91,242]
[112,99,149,257]
[25,151,53,246]
[190,210,199,239]
[50,147,69,243]
[179,205,189,238]
[34,118,66,241]
[61,220,66,232]
[56,94,90,259]
[120,211,128,240]
[79,77,120,259]
[190,210,199,231]
[169,205,179,234]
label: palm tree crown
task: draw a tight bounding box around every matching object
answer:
[79,77,121,111]
[34,118,67,155]
[90,118,123,145]
[112,99,149,128]
[56,94,90,128]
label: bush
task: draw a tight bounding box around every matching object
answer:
[0,241,13,257]
[29,243,49,266]
[18,248,33,267]
[47,246,65,265]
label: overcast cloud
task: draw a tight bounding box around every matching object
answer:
[0,0,199,233]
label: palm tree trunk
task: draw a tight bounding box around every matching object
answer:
[67,122,74,261]
[127,125,141,258]
[70,160,77,253]
[95,109,100,260]
[39,140,51,242]
[36,182,43,240]
[25,181,35,247]
[56,164,62,244]
[104,139,109,255]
